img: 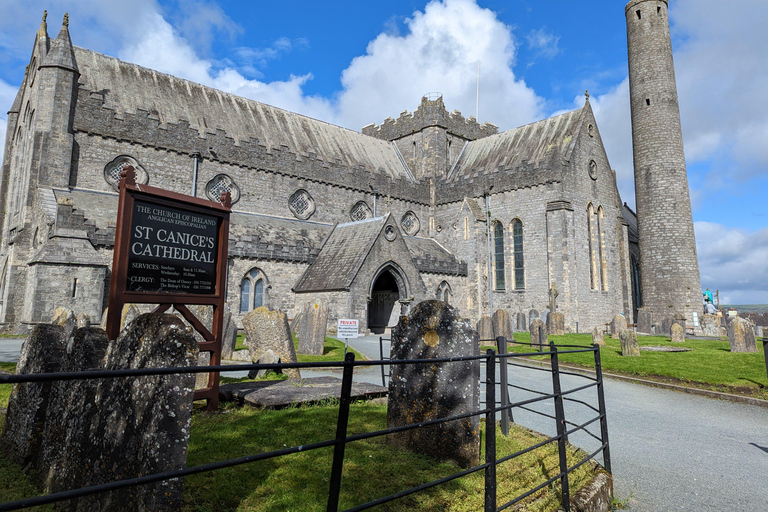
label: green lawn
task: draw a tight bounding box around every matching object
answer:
[484,333,768,399]
[234,334,366,362]
[0,363,16,410]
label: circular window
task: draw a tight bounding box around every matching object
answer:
[104,156,149,191]
[384,225,397,241]
[588,160,598,181]
[289,189,316,220]
[205,174,240,205]
[350,201,372,221]
[400,211,420,236]
[587,124,595,137]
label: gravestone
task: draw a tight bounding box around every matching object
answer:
[220,306,238,360]
[247,349,280,379]
[63,314,199,512]
[476,316,493,343]
[530,319,547,352]
[757,326,764,338]
[243,307,300,378]
[528,309,540,327]
[636,308,652,334]
[298,302,329,356]
[610,314,627,337]
[1,324,67,468]
[727,317,757,353]
[76,313,91,329]
[387,300,480,468]
[492,309,514,341]
[660,314,686,338]
[516,312,527,332]
[99,303,141,333]
[699,314,721,337]
[670,323,685,343]
[592,326,605,347]
[619,329,640,356]
[52,307,77,340]
[547,313,565,336]
[289,310,304,334]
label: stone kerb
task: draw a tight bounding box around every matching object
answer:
[530,319,547,352]
[492,309,514,342]
[619,330,640,357]
[243,306,301,378]
[387,300,480,468]
[727,317,757,353]
[610,315,627,338]
[298,302,329,356]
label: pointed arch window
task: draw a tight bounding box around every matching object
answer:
[597,206,608,291]
[240,268,267,313]
[587,204,598,290]
[436,281,452,303]
[512,219,525,289]
[493,221,505,290]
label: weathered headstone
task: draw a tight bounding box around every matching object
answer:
[659,314,686,338]
[516,312,527,332]
[247,349,280,379]
[619,329,640,356]
[528,309,540,327]
[289,310,304,334]
[592,326,605,347]
[243,307,300,378]
[727,317,757,353]
[99,303,141,333]
[670,323,685,343]
[220,306,238,360]
[387,300,480,468]
[195,351,212,390]
[476,316,493,343]
[298,302,329,356]
[492,309,514,341]
[699,314,723,337]
[52,307,77,340]
[1,324,67,468]
[530,319,547,352]
[63,314,199,512]
[610,314,627,337]
[547,312,565,336]
[76,312,91,329]
[636,308,652,334]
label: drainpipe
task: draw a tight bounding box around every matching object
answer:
[191,153,200,197]
[369,184,377,216]
[485,188,494,317]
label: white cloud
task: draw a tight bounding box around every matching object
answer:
[695,222,768,305]
[525,28,560,59]
[0,78,20,167]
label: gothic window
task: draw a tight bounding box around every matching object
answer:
[288,189,315,220]
[104,156,149,191]
[463,217,469,240]
[350,201,372,221]
[400,211,420,236]
[436,281,452,303]
[597,206,608,291]
[240,268,267,313]
[587,204,598,290]
[493,221,505,290]
[631,255,642,308]
[512,219,525,290]
[205,174,240,204]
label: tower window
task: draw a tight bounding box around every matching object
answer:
[657,6,662,15]
[646,98,651,106]
[71,278,78,298]
[636,10,641,20]
[493,221,505,290]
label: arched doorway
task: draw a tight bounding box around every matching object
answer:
[368,267,404,334]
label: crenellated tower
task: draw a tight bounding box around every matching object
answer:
[626,0,701,322]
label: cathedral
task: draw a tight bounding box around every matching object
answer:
[0,0,700,336]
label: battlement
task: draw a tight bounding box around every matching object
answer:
[362,94,498,142]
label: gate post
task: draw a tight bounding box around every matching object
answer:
[484,349,497,511]
[593,344,612,474]
[327,352,355,512]
[495,337,511,435]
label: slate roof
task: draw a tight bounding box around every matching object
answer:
[403,236,468,276]
[29,231,106,266]
[292,216,388,292]
[73,48,411,181]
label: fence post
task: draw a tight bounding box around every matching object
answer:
[327,351,356,512]
[763,337,768,389]
[593,344,612,474]
[379,336,386,387]
[484,349,497,512]
[550,342,570,512]
[495,336,511,435]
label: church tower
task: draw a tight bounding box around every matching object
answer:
[626,0,701,322]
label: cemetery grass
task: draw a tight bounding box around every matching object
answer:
[483,334,768,400]
[233,334,367,362]
[183,401,600,512]
[0,362,16,409]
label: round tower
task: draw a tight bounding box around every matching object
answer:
[625,0,701,322]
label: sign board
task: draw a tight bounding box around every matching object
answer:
[692,311,699,327]
[337,318,359,339]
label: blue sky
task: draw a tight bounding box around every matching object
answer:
[0,0,766,304]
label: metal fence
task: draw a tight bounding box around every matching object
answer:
[0,339,610,512]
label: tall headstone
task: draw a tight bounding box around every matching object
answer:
[243,307,300,378]
[670,323,685,343]
[492,309,514,341]
[516,312,527,333]
[528,309,540,327]
[476,316,493,343]
[592,326,605,347]
[547,312,565,336]
[530,319,547,352]
[387,300,480,468]
[220,305,238,360]
[298,302,329,356]
[1,324,67,467]
[636,307,652,334]
[610,314,628,337]
[727,317,757,353]
[619,329,640,357]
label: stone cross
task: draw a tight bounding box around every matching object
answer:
[548,281,559,312]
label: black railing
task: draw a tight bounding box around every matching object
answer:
[0,340,610,512]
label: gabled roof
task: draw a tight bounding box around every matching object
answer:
[72,48,410,181]
[293,216,390,292]
[403,236,467,276]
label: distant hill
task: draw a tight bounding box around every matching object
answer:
[721,304,768,314]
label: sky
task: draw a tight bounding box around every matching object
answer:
[0,0,765,305]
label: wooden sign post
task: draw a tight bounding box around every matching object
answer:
[106,166,231,410]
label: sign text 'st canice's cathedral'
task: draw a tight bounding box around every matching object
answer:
[0,2,700,335]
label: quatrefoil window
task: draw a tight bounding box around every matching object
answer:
[289,189,315,220]
[205,174,240,204]
[104,156,148,191]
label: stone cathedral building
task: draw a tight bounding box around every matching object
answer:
[0,1,699,335]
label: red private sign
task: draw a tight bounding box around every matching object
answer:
[106,166,230,410]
